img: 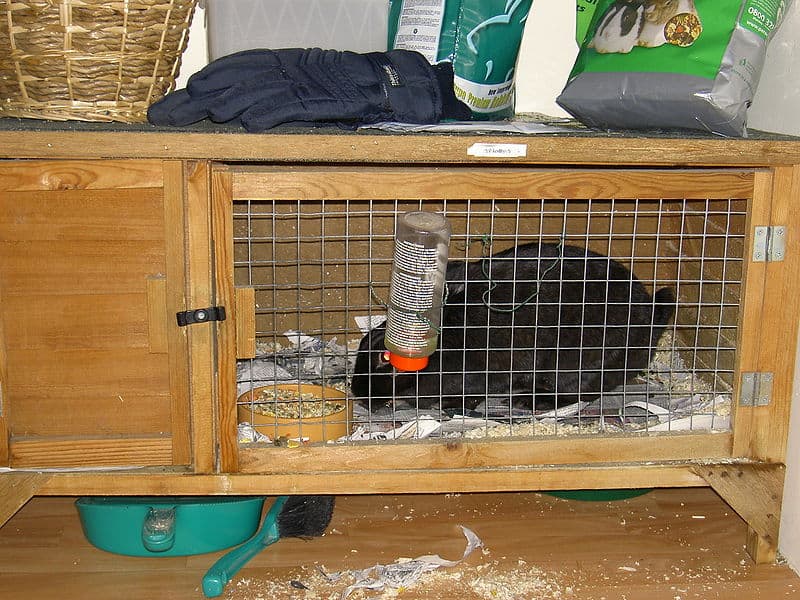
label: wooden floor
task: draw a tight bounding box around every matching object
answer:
[0,488,798,599]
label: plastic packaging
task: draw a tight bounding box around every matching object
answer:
[388,0,533,120]
[557,0,794,137]
[384,211,451,371]
[205,0,389,60]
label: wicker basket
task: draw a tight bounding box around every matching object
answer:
[0,0,197,123]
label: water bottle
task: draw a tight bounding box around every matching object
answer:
[384,211,451,371]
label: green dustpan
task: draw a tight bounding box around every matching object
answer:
[202,496,289,597]
[202,495,336,598]
[75,496,266,557]
[546,489,652,501]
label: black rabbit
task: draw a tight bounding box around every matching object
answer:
[351,242,675,412]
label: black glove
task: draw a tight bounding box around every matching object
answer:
[148,48,471,131]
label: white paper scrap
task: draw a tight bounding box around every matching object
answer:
[283,330,317,347]
[354,314,386,334]
[358,121,575,134]
[646,414,731,432]
[237,422,271,444]
[325,525,483,599]
[346,415,441,441]
[622,400,672,422]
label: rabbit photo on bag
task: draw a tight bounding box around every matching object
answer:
[588,0,646,54]
[351,242,675,413]
[588,0,701,54]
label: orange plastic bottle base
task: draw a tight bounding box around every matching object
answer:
[388,353,429,371]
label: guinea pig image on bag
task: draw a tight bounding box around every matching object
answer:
[351,242,675,413]
[588,0,701,54]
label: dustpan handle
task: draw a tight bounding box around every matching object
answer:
[202,496,288,598]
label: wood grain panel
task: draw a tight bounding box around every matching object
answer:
[184,161,216,473]
[6,344,172,435]
[0,188,164,241]
[146,277,169,354]
[732,171,773,458]
[2,131,800,167]
[211,170,239,473]
[161,160,191,466]
[693,463,785,563]
[235,287,256,359]
[0,241,165,296]
[34,463,707,496]
[0,159,164,191]
[6,347,170,390]
[0,418,7,466]
[754,165,800,461]
[10,437,173,468]
[231,168,755,201]
[238,433,733,474]
[0,279,8,466]
[0,160,187,467]
[3,293,149,350]
[9,404,171,440]
[0,472,50,529]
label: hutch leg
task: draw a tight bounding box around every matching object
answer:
[693,463,785,563]
[747,527,778,564]
[0,472,50,528]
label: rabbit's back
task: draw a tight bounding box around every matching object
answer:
[352,242,675,412]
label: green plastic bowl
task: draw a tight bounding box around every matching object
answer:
[75,496,265,557]
[545,489,652,501]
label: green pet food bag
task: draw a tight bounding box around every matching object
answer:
[557,0,793,136]
[388,0,533,120]
[576,0,601,44]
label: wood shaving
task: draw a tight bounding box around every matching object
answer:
[463,421,601,439]
[223,560,569,600]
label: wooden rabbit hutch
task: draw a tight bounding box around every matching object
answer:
[0,125,798,565]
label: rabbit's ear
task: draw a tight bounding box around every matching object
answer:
[366,328,393,370]
[445,280,466,300]
[368,325,385,347]
[444,260,467,299]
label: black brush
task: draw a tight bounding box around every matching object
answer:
[202,495,335,597]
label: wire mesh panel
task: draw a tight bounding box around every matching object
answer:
[232,185,746,445]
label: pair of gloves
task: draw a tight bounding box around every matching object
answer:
[148,48,471,131]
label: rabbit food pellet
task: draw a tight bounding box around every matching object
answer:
[248,388,346,419]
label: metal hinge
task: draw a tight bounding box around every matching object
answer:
[739,372,773,407]
[176,306,226,327]
[752,226,786,262]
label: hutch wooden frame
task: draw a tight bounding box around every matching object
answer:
[0,127,798,563]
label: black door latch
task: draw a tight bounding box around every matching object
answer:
[176,306,226,327]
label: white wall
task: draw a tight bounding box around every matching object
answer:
[175,4,207,89]
[514,1,576,118]
[748,1,800,136]
[176,0,800,570]
[782,325,800,574]
[747,1,800,573]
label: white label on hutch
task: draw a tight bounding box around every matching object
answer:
[467,143,527,158]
